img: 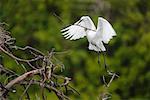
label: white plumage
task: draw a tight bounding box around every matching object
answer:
[61,16,116,52]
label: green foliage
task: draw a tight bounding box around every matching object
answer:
[0,0,150,99]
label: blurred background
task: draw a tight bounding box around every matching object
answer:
[0,0,150,99]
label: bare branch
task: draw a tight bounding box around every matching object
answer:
[5,68,44,89]
[0,22,74,100]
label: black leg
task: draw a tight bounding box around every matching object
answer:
[102,52,107,72]
[102,52,114,75]
[98,51,100,64]
[102,52,119,87]
[97,51,102,84]
[97,51,119,86]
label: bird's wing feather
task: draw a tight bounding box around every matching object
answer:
[95,17,116,44]
[61,16,96,40]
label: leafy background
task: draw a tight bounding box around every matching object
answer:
[0,0,150,99]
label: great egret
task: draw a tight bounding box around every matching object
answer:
[61,16,118,85]
[61,16,116,52]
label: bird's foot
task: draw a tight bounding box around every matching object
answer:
[103,70,119,87]
[107,70,119,78]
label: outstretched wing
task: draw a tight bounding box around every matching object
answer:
[61,16,96,40]
[95,17,116,44]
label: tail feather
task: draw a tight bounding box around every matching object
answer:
[97,41,106,51]
[88,42,106,52]
[88,43,100,51]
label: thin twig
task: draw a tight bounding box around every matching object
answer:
[10,46,44,56]
[19,80,33,100]
[21,80,70,100]
[0,47,43,62]
[23,85,30,100]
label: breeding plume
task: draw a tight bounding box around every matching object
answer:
[61,16,116,52]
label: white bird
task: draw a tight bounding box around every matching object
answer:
[61,16,116,52]
[61,16,119,85]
